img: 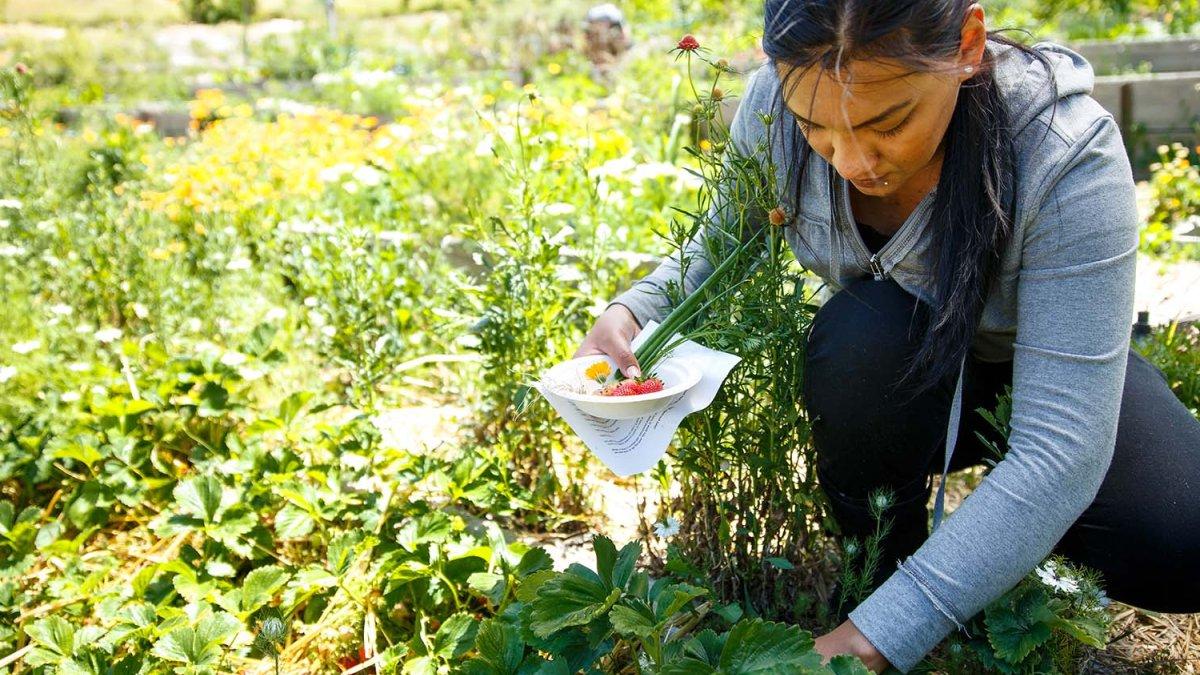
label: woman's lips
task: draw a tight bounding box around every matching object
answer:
[850,175,888,188]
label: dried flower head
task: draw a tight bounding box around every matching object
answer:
[768,206,789,226]
[14,63,29,76]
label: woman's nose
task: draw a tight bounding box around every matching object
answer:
[830,136,879,182]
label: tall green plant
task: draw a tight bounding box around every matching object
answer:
[647,40,827,620]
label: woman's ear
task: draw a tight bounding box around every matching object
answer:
[957,3,987,81]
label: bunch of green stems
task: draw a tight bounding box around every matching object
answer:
[609,233,764,382]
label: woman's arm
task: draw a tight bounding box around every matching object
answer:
[847,114,1138,671]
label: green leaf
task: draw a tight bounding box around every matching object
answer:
[660,659,718,675]
[26,616,75,656]
[654,583,707,623]
[403,655,438,675]
[35,521,63,550]
[592,535,617,587]
[468,572,507,606]
[1050,614,1107,648]
[327,531,363,576]
[152,613,240,666]
[530,564,621,637]
[274,504,314,539]
[611,541,641,591]
[515,569,555,603]
[277,391,313,426]
[827,654,873,674]
[718,619,820,674]
[985,587,1056,664]
[764,557,793,570]
[174,475,227,523]
[197,381,229,417]
[472,618,524,673]
[241,322,278,357]
[241,565,290,614]
[515,548,553,579]
[685,627,727,664]
[432,613,478,659]
[714,603,743,625]
[396,512,453,552]
[609,603,656,638]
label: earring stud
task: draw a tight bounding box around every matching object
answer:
[963,65,974,74]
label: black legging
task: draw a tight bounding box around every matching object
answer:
[803,277,1200,613]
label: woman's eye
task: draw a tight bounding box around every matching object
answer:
[875,114,912,138]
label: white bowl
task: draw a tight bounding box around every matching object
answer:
[542,355,702,420]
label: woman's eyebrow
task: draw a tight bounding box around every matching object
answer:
[794,98,914,129]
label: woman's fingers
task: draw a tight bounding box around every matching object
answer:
[572,305,644,376]
[607,341,641,379]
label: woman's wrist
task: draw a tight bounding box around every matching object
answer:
[846,620,889,671]
[815,619,890,672]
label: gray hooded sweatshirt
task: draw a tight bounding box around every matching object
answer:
[608,40,1137,670]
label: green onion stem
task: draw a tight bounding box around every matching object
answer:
[615,233,762,380]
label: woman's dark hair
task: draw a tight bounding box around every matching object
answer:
[763,0,1055,395]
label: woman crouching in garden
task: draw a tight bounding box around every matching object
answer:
[575,0,1200,671]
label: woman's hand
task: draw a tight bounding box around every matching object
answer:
[574,304,643,378]
[815,620,890,672]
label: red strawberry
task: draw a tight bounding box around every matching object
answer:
[601,376,665,397]
[634,377,664,394]
[602,379,640,396]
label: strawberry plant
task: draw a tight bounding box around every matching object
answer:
[457,535,871,674]
[933,558,1110,673]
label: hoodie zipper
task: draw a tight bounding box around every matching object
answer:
[868,254,886,280]
[830,163,933,281]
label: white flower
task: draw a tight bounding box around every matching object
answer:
[49,304,73,316]
[1035,560,1080,594]
[75,323,94,334]
[542,202,576,216]
[132,303,149,319]
[94,327,123,343]
[226,257,252,271]
[352,165,384,187]
[265,307,287,322]
[0,366,16,383]
[238,366,264,381]
[654,516,681,538]
[318,163,356,183]
[0,244,25,257]
[61,391,81,402]
[0,198,22,209]
[219,351,247,367]
[183,317,203,332]
[12,339,42,355]
[68,362,89,372]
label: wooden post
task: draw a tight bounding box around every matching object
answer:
[1118,81,1134,160]
[324,0,337,39]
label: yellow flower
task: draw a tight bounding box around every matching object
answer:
[547,63,562,75]
[585,361,612,380]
